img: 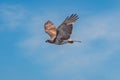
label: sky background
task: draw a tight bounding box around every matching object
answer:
[0,0,120,80]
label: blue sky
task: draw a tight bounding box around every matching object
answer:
[0,0,120,80]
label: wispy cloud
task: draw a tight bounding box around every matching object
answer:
[0,4,27,30]
[77,11,120,41]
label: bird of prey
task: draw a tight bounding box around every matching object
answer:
[44,14,81,45]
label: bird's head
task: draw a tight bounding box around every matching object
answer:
[45,39,54,43]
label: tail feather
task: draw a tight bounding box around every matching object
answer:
[68,39,81,44]
[73,40,82,43]
[68,40,74,43]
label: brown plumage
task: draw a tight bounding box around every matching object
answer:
[44,20,57,42]
[44,14,81,45]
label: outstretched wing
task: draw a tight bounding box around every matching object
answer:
[57,14,79,40]
[44,20,57,41]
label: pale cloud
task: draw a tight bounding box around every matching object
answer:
[77,11,120,42]
[0,4,27,30]
[18,36,41,51]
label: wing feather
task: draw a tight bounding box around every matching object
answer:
[57,14,79,40]
[44,20,57,41]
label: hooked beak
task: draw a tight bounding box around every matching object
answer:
[45,40,48,42]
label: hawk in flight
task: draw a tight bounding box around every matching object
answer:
[44,14,81,45]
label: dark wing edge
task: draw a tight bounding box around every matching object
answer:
[62,14,79,25]
[57,14,79,40]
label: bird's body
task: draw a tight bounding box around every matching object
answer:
[44,14,81,45]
